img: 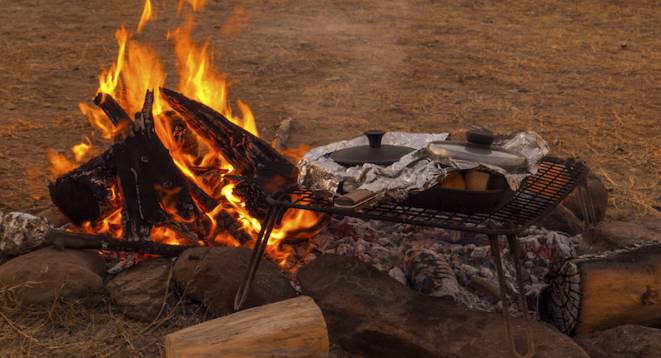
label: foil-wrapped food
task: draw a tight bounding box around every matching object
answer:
[297,130,550,203]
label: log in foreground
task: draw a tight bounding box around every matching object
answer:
[45,229,194,256]
[164,296,329,358]
[160,87,298,194]
[541,242,661,335]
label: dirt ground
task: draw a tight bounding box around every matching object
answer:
[0,0,659,356]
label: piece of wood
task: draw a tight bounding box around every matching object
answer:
[164,296,329,358]
[160,87,298,194]
[45,229,195,256]
[271,118,293,150]
[540,242,661,335]
[114,90,203,241]
[48,145,120,225]
[94,92,132,127]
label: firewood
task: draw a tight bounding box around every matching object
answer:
[159,87,298,194]
[271,117,293,150]
[114,90,202,241]
[45,229,194,256]
[48,145,119,225]
[540,242,661,335]
[164,296,329,358]
[94,92,131,127]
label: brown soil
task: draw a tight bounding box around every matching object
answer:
[0,0,659,219]
[0,0,659,355]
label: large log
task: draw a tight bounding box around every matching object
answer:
[159,87,298,194]
[114,90,202,242]
[164,296,329,358]
[540,242,661,335]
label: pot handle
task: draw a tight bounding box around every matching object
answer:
[466,128,495,146]
[364,130,385,148]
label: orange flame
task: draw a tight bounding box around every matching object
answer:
[137,0,154,33]
[49,0,320,269]
[177,0,205,13]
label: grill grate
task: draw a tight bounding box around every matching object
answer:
[268,156,587,235]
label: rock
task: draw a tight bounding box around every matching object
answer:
[299,255,589,358]
[173,247,296,316]
[582,220,660,251]
[0,211,50,256]
[106,258,173,321]
[0,247,105,305]
[538,204,585,236]
[563,171,609,226]
[575,324,661,358]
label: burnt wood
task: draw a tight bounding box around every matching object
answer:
[94,92,132,128]
[114,90,202,241]
[45,229,194,256]
[159,87,298,194]
[48,145,119,226]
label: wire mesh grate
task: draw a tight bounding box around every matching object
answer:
[269,157,587,235]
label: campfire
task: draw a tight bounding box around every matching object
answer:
[46,0,321,270]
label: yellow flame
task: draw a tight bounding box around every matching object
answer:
[137,0,154,33]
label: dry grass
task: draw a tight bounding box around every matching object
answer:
[0,281,210,358]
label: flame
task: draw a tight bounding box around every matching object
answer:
[49,0,320,269]
[177,0,205,13]
[137,0,154,33]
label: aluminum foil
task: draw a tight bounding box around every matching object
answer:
[297,131,549,200]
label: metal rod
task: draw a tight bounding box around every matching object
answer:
[233,205,279,311]
[507,234,535,358]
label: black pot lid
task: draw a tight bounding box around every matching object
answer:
[330,130,415,167]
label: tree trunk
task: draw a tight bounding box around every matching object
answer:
[541,242,661,335]
[164,296,329,358]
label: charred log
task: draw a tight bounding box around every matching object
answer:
[45,229,193,257]
[114,90,202,241]
[94,92,131,127]
[48,145,119,226]
[159,87,298,194]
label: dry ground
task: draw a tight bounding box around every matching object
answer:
[0,0,660,356]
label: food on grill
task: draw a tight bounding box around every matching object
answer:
[439,171,466,190]
[464,169,491,191]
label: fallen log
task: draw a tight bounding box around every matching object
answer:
[160,87,298,194]
[94,92,131,128]
[540,242,661,335]
[164,296,329,358]
[45,229,194,256]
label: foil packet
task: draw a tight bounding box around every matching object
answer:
[297,131,549,201]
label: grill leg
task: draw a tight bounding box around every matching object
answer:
[488,234,535,358]
[233,205,283,311]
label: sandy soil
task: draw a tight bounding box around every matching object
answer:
[0,0,659,219]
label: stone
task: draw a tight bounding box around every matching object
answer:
[582,219,660,251]
[562,171,609,226]
[0,211,50,256]
[0,247,105,305]
[173,247,296,316]
[538,204,585,236]
[106,258,173,321]
[298,255,589,358]
[575,324,661,358]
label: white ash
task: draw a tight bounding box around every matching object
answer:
[310,217,579,313]
[0,211,50,256]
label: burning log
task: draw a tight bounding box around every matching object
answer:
[48,145,119,225]
[114,90,202,241]
[45,229,193,257]
[164,296,329,358]
[160,87,298,194]
[93,92,131,128]
[540,242,661,335]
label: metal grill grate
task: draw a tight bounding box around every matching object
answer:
[268,156,587,235]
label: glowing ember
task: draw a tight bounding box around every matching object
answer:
[48,1,321,268]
